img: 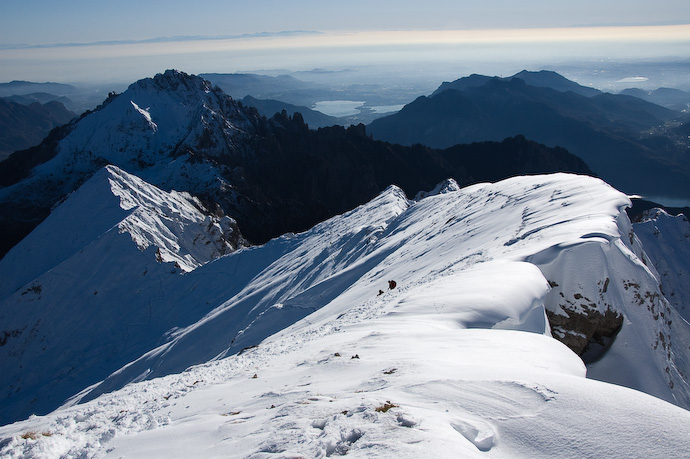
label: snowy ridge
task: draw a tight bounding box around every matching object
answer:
[1,173,690,457]
[0,165,242,425]
[72,184,414,404]
[105,164,241,271]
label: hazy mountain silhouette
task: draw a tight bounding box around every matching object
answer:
[369,75,690,200]
[0,98,75,160]
[0,70,591,259]
[0,81,77,98]
[200,73,326,105]
[431,70,601,98]
[620,87,690,112]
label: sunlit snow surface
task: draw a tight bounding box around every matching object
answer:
[2,172,690,457]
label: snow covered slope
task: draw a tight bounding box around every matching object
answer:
[31,70,256,194]
[0,165,243,425]
[633,209,690,321]
[1,172,690,457]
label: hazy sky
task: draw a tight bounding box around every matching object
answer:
[3,0,689,45]
[1,1,689,84]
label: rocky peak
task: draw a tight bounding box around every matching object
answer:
[151,69,212,92]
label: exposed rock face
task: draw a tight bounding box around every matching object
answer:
[545,297,623,359]
[535,239,628,358]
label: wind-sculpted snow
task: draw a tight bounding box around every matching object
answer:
[105,165,242,271]
[2,173,690,457]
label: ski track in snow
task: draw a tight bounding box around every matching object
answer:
[2,173,690,457]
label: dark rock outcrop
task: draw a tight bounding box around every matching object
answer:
[547,307,624,360]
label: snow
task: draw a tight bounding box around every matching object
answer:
[0,70,254,216]
[104,165,240,271]
[129,101,157,132]
[2,172,690,457]
[0,166,241,425]
[633,208,690,321]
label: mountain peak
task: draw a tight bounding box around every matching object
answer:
[431,70,600,98]
[511,69,601,96]
[0,69,259,212]
[136,69,213,94]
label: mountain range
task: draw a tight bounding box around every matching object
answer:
[0,69,689,456]
[239,95,339,128]
[0,81,78,99]
[200,72,419,125]
[431,70,602,98]
[0,70,590,260]
[368,70,690,202]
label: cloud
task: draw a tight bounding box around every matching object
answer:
[616,76,650,83]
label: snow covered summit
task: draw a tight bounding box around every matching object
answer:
[1,70,259,203]
[0,70,264,261]
[1,172,689,457]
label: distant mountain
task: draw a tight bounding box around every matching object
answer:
[199,73,324,105]
[369,75,690,200]
[4,92,74,109]
[431,73,496,95]
[0,70,591,261]
[201,72,414,123]
[0,80,77,97]
[511,70,602,97]
[0,98,75,160]
[240,95,339,128]
[432,70,601,98]
[2,171,690,444]
[620,87,690,112]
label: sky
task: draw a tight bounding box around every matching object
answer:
[1,1,689,84]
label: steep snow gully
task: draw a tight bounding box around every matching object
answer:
[1,170,690,457]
